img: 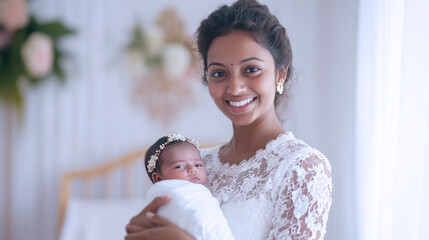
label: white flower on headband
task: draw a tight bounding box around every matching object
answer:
[147,155,158,173]
[147,133,200,173]
[168,133,185,142]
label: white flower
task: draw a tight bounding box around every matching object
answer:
[168,133,186,142]
[0,0,29,32]
[147,155,158,173]
[167,133,199,150]
[162,43,190,80]
[191,139,200,149]
[146,26,164,55]
[21,32,54,78]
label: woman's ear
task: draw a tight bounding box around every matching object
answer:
[152,172,162,183]
[276,65,289,85]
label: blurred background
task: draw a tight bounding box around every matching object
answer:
[0,0,428,240]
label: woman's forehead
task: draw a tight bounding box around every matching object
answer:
[207,31,272,66]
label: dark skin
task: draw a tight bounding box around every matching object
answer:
[125,196,194,240]
[125,31,287,240]
[206,30,287,165]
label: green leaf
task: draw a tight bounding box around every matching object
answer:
[52,44,65,81]
[0,53,21,87]
[0,74,23,110]
[0,15,73,112]
[36,21,74,40]
[127,25,147,51]
[27,75,41,85]
[146,55,162,67]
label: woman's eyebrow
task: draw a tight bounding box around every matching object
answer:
[240,57,264,63]
[208,57,265,68]
[208,62,225,68]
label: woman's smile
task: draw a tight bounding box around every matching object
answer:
[225,97,257,113]
[227,97,255,107]
[207,30,278,126]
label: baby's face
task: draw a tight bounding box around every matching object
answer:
[154,142,206,184]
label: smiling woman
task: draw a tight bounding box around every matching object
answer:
[207,30,280,128]
[0,0,368,239]
[125,1,332,239]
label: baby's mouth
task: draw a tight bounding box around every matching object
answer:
[190,177,200,183]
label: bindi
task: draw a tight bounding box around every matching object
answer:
[230,64,233,66]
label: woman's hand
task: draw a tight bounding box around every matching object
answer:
[125,215,194,240]
[124,195,194,240]
[126,195,170,234]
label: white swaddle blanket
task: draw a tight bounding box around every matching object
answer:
[145,179,234,240]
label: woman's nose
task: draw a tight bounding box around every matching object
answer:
[226,74,245,95]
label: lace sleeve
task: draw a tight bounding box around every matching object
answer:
[268,150,332,240]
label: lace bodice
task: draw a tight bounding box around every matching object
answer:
[201,132,332,240]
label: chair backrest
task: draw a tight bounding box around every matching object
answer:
[57,149,147,235]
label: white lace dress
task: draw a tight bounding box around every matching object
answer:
[201,132,332,240]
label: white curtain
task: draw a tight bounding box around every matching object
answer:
[355,0,429,239]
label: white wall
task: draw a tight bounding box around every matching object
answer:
[0,1,359,240]
[280,2,359,240]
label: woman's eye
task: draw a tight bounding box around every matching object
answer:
[211,71,226,77]
[245,67,259,73]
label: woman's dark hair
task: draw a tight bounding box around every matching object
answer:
[196,0,294,87]
[144,136,184,183]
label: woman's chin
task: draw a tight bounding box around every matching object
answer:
[228,115,256,127]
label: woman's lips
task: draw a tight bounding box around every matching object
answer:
[225,97,256,113]
[227,97,255,107]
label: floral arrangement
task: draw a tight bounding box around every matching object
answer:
[0,0,73,109]
[125,9,199,123]
[126,9,197,81]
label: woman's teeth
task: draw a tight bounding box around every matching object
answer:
[228,98,254,107]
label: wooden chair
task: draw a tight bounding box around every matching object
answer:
[57,149,147,236]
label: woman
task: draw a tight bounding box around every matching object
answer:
[125,0,332,239]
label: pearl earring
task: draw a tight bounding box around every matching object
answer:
[276,82,284,94]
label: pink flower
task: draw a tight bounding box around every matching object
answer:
[20,32,54,78]
[0,0,29,32]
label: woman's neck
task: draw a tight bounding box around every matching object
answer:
[232,120,284,153]
[220,110,285,165]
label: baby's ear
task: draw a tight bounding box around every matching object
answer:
[152,172,162,183]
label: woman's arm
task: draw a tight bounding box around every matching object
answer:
[124,196,195,240]
[269,151,332,239]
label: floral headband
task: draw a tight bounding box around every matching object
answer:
[147,133,200,173]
